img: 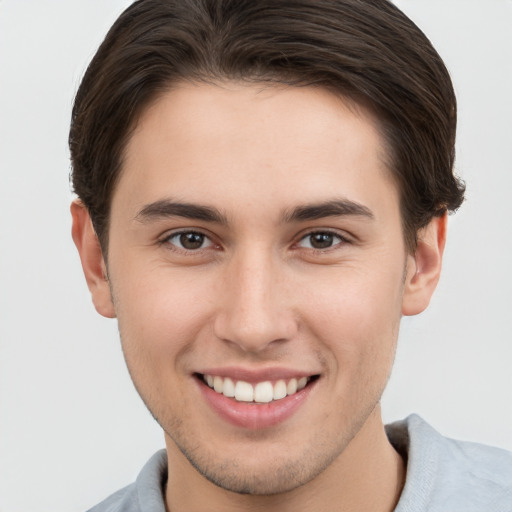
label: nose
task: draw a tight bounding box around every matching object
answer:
[213,249,297,354]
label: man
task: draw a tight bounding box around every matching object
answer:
[70,0,512,510]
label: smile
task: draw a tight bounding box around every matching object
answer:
[202,374,309,403]
[196,371,319,429]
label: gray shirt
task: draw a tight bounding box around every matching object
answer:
[87,415,512,511]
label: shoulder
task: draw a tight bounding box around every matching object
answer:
[86,450,168,512]
[388,415,512,512]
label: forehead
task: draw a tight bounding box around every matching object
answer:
[113,82,399,222]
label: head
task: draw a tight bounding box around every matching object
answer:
[70,0,464,499]
[70,0,464,255]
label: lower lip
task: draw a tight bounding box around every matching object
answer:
[196,377,315,430]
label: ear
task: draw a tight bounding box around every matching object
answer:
[71,200,116,318]
[402,213,447,316]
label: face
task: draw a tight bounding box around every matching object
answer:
[73,82,443,495]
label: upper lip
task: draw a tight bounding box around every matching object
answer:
[197,367,319,383]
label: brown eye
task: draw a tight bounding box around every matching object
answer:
[166,231,212,251]
[180,233,204,249]
[298,232,344,250]
[310,233,334,249]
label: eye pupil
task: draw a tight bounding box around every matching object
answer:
[310,233,334,249]
[180,232,204,250]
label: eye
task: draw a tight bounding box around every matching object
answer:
[165,231,213,251]
[297,231,345,250]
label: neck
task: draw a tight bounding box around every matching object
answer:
[164,406,405,512]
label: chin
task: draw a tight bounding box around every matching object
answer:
[189,456,313,495]
[171,429,347,496]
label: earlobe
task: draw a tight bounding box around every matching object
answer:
[71,200,116,318]
[402,214,447,316]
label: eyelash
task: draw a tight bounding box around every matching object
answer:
[159,229,350,255]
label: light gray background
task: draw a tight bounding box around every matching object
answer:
[0,1,511,511]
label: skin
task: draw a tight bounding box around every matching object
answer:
[72,82,446,512]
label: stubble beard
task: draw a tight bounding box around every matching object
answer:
[156,396,383,496]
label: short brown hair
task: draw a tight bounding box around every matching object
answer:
[69,0,465,252]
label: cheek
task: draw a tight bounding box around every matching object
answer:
[112,267,216,375]
[299,265,403,375]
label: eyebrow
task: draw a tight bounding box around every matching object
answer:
[283,199,374,223]
[134,198,374,226]
[135,200,228,225]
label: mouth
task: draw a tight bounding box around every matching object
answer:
[199,373,316,404]
[195,371,319,428]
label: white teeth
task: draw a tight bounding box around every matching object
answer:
[213,376,223,393]
[203,374,312,403]
[222,377,235,398]
[287,378,297,395]
[254,381,273,403]
[235,380,254,402]
[273,379,287,400]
